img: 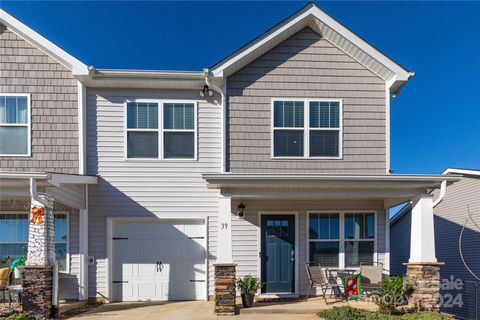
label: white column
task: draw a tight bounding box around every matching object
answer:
[217,193,233,263]
[78,207,89,300]
[409,194,437,263]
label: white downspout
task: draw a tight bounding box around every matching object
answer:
[203,69,226,173]
[433,180,447,208]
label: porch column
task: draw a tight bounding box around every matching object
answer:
[22,187,56,319]
[405,194,443,311]
[214,193,236,316]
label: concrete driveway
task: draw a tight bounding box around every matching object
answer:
[68,301,319,320]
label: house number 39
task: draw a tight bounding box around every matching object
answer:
[221,223,228,230]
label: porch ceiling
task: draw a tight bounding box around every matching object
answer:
[203,173,461,208]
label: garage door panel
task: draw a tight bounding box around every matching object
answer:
[112,219,206,302]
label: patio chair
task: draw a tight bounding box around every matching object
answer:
[0,267,11,304]
[360,264,383,295]
[305,263,343,303]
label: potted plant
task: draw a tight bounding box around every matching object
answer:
[236,274,263,308]
[10,256,26,279]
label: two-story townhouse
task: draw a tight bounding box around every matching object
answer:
[0,3,460,310]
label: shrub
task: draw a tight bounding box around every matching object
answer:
[0,313,35,320]
[374,276,415,314]
[317,306,452,320]
[236,274,263,295]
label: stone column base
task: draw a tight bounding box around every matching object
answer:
[214,263,237,316]
[404,262,444,311]
[21,265,53,320]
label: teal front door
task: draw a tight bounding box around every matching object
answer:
[261,215,295,293]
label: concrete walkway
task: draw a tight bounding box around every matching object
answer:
[68,301,319,320]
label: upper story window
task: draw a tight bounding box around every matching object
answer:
[272,99,342,159]
[126,101,196,159]
[0,94,30,156]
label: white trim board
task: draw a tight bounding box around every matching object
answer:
[0,9,88,75]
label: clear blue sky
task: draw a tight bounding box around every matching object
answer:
[2,1,479,174]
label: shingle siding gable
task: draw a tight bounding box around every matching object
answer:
[0,27,79,174]
[227,28,387,173]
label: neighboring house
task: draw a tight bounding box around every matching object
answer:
[391,168,480,279]
[0,3,461,304]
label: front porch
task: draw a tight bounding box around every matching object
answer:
[0,171,97,318]
[204,173,460,314]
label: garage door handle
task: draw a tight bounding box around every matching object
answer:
[157,261,164,272]
[189,280,205,282]
[113,281,128,284]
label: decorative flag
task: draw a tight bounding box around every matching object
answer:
[343,274,362,300]
[30,206,45,224]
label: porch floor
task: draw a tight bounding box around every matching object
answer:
[240,296,378,314]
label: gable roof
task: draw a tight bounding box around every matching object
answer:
[210,3,414,94]
[0,9,89,75]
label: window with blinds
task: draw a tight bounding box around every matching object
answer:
[0,95,30,156]
[308,212,376,268]
[163,103,195,159]
[272,99,341,158]
[126,101,196,159]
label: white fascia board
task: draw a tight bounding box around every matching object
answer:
[210,4,412,85]
[0,9,89,75]
[48,173,98,187]
[442,168,480,176]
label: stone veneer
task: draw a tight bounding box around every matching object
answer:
[214,264,237,316]
[21,266,53,319]
[405,262,444,311]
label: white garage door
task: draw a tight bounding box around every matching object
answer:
[112,219,206,301]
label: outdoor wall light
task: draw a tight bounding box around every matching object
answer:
[199,85,214,97]
[237,202,246,218]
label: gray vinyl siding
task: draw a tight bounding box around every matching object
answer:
[432,176,480,282]
[390,175,480,282]
[230,199,386,295]
[389,209,410,276]
[86,88,221,298]
[0,27,79,174]
[227,28,387,173]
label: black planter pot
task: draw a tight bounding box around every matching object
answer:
[241,293,255,308]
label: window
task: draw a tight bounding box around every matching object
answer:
[309,213,339,267]
[273,101,304,157]
[272,99,342,158]
[163,103,195,159]
[0,94,30,155]
[126,101,196,159]
[308,212,375,268]
[309,101,340,157]
[127,102,159,158]
[0,213,69,272]
[345,213,375,267]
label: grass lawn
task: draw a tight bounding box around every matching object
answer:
[318,306,453,320]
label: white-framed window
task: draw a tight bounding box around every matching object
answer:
[0,94,31,156]
[0,212,69,272]
[271,98,342,159]
[125,100,197,160]
[308,211,376,268]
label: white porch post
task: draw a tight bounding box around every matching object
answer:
[79,208,89,300]
[406,193,442,311]
[409,194,437,263]
[217,193,233,263]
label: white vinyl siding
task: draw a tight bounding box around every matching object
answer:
[0,94,30,156]
[87,89,221,298]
